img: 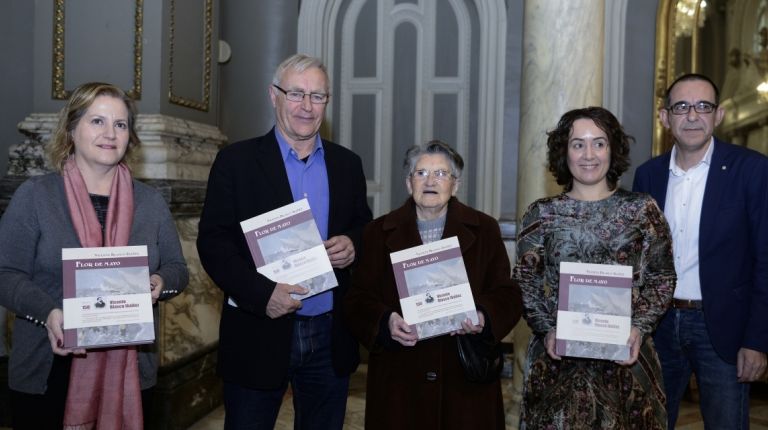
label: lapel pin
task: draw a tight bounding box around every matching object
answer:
[722,165,727,170]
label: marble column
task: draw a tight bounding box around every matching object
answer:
[510,1,605,428]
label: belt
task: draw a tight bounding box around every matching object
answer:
[293,311,331,321]
[672,299,702,310]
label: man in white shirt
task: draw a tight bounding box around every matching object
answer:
[633,73,768,429]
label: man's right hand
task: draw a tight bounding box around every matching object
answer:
[266,283,308,319]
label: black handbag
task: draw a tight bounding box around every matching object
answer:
[456,333,504,383]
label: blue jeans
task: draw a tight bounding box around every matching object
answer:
[223,313,349,430]
[654,308,750,429]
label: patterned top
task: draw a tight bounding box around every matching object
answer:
[514,189,676,429]
[416,214,446,244]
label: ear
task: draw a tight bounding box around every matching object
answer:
[269,86,278,108]
[451,178,460,196]
[714,105,725,127]
[659,108,670,129]
[406,176,413,196]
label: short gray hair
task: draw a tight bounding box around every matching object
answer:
[403,140,464,178]
[272,54,329,91]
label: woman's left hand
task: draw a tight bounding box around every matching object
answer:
[616,326,642,366]
[452,311,485,335]
[150,274,164,304]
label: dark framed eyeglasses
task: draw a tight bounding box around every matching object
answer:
[667,101,718,115]
[272,84,329,104]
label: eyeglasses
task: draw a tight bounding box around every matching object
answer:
[272,84,329,104]
[667,101,718,115]
[410,169,455,182]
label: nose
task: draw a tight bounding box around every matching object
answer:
[103,124,116,139]
[686,107,699,121]
[424,172,438,185]
[300,94,313,111]
[584,144,595,159]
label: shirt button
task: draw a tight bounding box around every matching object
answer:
[425,371,437,382]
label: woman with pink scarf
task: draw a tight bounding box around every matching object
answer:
[0,82,188,429]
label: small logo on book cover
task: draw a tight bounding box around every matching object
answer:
[425,292,434,303]
[94,297,106,308]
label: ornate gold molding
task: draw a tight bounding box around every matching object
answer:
[51,0,144,100]
[653,0,709,155]
[168,0,213,112]
[652,0,672,156]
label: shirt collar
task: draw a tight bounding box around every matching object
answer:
[668,137,715,175]
[275,128,324,162]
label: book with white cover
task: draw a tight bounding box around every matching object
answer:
[240,198,337,301]
[390,236,478,340]
[555,262,633,360]
[62,245,154,349]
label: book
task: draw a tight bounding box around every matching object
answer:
[390,236,478,340]
[62,245,155,349]
[555,262,633,360]
[240,198,337,302]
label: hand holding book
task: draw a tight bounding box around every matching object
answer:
[615,326,642,366]
[46,309,86,356]
[450,311,485,336]
[324,235,355,269]
[548,325,642,365]
[149,274,164,304]
[266,283,308,319]
[388,312,418,347]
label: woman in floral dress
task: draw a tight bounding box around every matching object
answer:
[514,107,676,429]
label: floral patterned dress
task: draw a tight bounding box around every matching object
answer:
[514,189,676,430]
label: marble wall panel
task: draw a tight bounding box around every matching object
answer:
[160,216,222,365]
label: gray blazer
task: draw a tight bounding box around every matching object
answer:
[0,173,189,393]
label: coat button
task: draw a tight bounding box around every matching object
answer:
[425,371,437,382]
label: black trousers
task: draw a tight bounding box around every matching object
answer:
[10,355,72,429]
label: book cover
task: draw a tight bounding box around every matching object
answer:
[62,245,154,349]
[240,198,337,302]
[390,236,478,340]
[555,262,633,360]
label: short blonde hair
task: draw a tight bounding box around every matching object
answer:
[47,82,140,172]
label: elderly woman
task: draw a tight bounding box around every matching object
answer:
[514,107,676,429]
[0,82,188,429]
[344,140,522,429]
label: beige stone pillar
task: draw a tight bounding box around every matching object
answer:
[509,1,605,429]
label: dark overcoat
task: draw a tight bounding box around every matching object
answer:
[344,197,523,429]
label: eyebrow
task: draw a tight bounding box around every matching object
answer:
[88,114,128,121]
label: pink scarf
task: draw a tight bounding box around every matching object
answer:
[61,157,143,430]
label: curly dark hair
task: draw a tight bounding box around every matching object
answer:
[546,106,633,192]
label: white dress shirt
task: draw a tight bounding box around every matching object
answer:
[664,138,715,300]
